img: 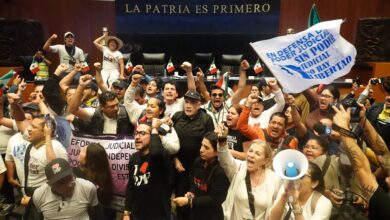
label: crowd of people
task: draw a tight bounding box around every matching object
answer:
[0,31,389,220]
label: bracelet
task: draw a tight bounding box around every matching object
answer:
[292,206,302,215]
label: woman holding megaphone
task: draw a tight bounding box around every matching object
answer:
[269,162,332,220]
[216,123,282,220]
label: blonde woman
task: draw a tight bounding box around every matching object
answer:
[216,123,282,220]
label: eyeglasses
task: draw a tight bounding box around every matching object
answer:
[320,94,333,99]
[212,93,223,97]
[134,131,150,136]
[300,174,312,180]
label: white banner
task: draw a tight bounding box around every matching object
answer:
[67,133,136,197]
[250,19,357,93]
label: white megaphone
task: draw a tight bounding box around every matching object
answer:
[273,149,308,181]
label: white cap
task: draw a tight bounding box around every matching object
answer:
[64,32,75,38]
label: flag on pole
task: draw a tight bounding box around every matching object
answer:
[0,69,17,88]
[125,58,134,73]
[250,19,357,93]
[215,72,229,96]
[166,57,175,74]
[254,59,263,74]
[30,61,39,74]
[308,4,321,27]
[209,58,218,75]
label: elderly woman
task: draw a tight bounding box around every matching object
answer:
[269,162,332,220]
[216,123,281,220]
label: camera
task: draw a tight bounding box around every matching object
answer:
[370,78,382,85]
[330,98,360,123]
[313,122,332,136]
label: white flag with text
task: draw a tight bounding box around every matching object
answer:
[250,19,356,93]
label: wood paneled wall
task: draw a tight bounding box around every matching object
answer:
[1,0,389,73]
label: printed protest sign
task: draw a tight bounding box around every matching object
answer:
[251,19,356,93]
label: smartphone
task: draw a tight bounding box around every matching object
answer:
[44,114,53,130]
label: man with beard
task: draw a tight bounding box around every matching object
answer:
[237,100,298,151]
[33,158,98,219]
[123,122,172,220]
[201,60,247,127]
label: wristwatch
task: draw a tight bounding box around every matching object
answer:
[292,206,303,215]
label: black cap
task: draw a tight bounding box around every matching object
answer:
[45,158,73,185]
[22,103,40,111]
[184,90,201,101]
[112,79,128,89]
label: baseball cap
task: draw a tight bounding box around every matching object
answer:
[22,103,40,112]
[112,79,128,89]
[45,158,73,185]
[64,32,75,38]
[184,90,201,101]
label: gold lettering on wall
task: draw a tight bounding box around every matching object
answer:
[124,3,272,14]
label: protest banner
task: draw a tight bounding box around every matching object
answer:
[67,132,136,210]
[250,19,357,93]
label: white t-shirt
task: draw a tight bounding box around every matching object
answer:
[0,122,18,154]
[248,89,285,128]
[274,186,332,220]
[27,140,68,188]
[231,169,281,220]
[5,132,30,186]
[102,46,123,71]
[165,97,184,118]
[33,178,98,220]
[49,45,85,70]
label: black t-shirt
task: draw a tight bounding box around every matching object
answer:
[368,186,390,220]
[227,129,249,152]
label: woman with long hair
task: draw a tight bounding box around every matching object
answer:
[217,123,282,220]
[75,143,115,220]
[173,132,229,220]
[225,104,250,160]
[269,162,332,220]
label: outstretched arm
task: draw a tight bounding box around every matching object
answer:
[93,33,107,52]
[181,62,196,92]
[59,63,82,93]
[229,60,248,105]
[68,75,93,120]
[94,62,109,92]
[196,69,210,102]
[43,34,57,52]
[332,105,378,201]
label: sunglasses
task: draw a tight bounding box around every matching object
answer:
[212,93,223,97]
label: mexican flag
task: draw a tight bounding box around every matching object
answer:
[126,58,134,73]
[166,57,175,74]
[0,70,17,88]
[81,62,90,73]
[254,59,263,74]
[209,58,218,75]
[308,4,321,27]
[30,61,39,74]
[215,72,229,96]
